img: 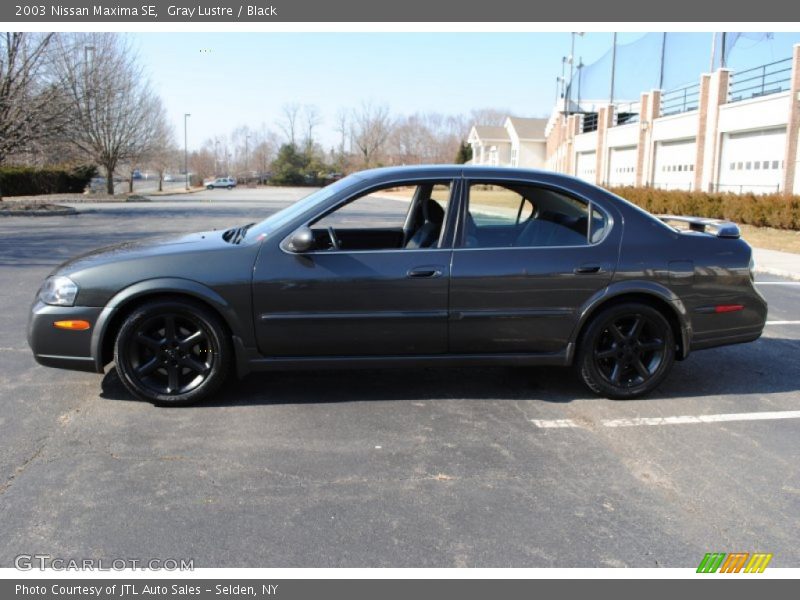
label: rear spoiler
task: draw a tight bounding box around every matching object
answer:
[656,215,741,239]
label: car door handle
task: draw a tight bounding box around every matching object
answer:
[574,264,602,274]
[407,266,444,279]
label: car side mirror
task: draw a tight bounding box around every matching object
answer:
[286,227,315,253]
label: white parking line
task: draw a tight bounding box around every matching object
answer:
[766,321,800,325]
[756,282,800,285]
[530,419,579,428]
[531,410,800,430]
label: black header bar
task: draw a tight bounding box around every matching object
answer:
[2,0,797,23]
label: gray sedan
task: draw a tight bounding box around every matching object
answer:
[28,166,767,405]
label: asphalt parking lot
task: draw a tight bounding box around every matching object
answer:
[0,187,798,568]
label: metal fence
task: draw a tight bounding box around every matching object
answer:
[728,57,793,103]
[660,82,701,117]
[580,112,598,133]
[711,182,782,194]
[651,182,694,192]
[614,102,640,126]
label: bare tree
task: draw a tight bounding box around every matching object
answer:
[302,104,321,151]
[52,33,169,195]
[469,107,510,127]
[251,125,278,182]
[279,102,301,146]
[189,147,215,183]
[333,108,351,171]
[0,33,70,197]
[129,97,173,192]
[350,102,392,168]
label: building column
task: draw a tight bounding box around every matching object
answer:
[595,105,614,186]
[565,114,579,175]
[642,90,661,186]
[693,74,712,191]
[698,69,731,192]
[635,92,651,187]
[782,44,800,195]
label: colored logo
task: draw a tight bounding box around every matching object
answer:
[697,552,773,573]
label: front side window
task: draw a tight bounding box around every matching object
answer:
[463,182,607,248]
[310,181,453,251]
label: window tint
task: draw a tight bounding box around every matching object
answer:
[315,184,419,229]
[311,182,453,252]
[464,182,607,248]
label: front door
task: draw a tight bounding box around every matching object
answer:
[252,181,455,356]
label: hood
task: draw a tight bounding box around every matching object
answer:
[52,230,232,277]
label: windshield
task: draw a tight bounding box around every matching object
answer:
[246,175,361,240]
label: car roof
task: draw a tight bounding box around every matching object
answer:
[352,164,590,187]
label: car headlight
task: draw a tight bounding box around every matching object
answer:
[38,276,79,306]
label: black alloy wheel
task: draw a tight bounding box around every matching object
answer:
[578,302,675,399]
[114,299,231,405]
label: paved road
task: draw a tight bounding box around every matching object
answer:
[0,188,798,568]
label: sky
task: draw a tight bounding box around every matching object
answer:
[130,32,800,151]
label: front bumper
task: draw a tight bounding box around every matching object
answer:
[27,301,104,373]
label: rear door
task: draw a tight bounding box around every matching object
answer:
[449,179,618,355]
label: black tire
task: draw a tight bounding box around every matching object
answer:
[113,298,231,406]
[577,302,675,399]
[206,185,214,190]
[226,185,233,190]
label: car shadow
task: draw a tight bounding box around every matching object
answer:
[99,336,800,407]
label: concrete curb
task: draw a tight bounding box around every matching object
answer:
[755,267,800,281]
[146,187,206,197]
[0,204,78,217]
[752,247,800,281]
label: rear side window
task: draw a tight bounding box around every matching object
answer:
[463,182,608,248]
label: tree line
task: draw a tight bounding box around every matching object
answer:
[0,32,172,197]
[2,31,512,195]
[190,105,508,186]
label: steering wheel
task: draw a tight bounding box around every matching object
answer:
[327,226,341,250]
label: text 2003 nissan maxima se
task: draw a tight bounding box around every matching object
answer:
[28,166,767,405]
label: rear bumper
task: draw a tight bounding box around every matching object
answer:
[689,325,764,351]
[688,291,767,352]
[27,301,104,373]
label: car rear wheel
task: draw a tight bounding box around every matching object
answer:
[577,302,675,399]
[113,299,231,405]
[226,185,233,190]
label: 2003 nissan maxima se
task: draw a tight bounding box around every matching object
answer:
[28,166,767,405]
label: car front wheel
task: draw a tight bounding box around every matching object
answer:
[577,302,675,399]
[113,298,231,405]
[206,185,214,190]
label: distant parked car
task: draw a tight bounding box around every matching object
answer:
[132,169,143,180]
[163,174,175,182]
[207,177,236,190]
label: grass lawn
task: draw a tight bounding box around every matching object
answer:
[738,224,800,254]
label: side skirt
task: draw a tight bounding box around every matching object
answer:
[232,337,574,376]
